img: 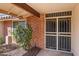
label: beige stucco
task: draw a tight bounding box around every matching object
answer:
[27,3,76,13]
[72,4,79,56]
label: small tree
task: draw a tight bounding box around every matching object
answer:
[13,24,32,50]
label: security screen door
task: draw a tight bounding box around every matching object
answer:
[46,11,71,52]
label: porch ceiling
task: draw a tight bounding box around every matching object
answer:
[27,3,77,14]
[0,3,32,18]
[0,3,77,18]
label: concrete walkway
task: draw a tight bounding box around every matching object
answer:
[37,49,73,56]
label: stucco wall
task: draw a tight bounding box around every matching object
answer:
[72,4,79,56]
[27,15,44,48]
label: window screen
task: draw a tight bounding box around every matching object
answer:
[58,17,71,32]
[58,36,71,51]
[46,19,56,32]
[46,36,56,49]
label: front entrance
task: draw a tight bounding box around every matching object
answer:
[45,11,71,52]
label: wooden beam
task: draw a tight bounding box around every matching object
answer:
[12,3,40,17]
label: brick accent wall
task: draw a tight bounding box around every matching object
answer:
[27,15,44,49]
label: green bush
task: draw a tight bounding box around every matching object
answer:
[0,35,4,45]
[13,24,32,50]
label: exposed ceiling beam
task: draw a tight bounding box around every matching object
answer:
[12,3,40,17]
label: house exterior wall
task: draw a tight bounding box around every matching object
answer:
[72,4,79,56]
[27,15,44,49]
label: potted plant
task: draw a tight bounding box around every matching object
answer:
[13,23,32,50]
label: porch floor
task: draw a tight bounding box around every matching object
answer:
[37,49,73,56]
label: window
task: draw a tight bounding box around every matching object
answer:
[46,36,56,49]
[58,36,71,51]
[46,11,72,17]
[18,21,26,28]
[46,19,56,32]
[45,11,71,52]
[46,19,57,50]
[13,21,26,28]
[58,17,71,32]
[13,21,18,28]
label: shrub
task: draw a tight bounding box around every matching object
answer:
[0,35,4,45]
[13,24,32,50]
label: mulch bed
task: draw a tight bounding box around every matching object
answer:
[0,44,19,53]
[23,47,41,56]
